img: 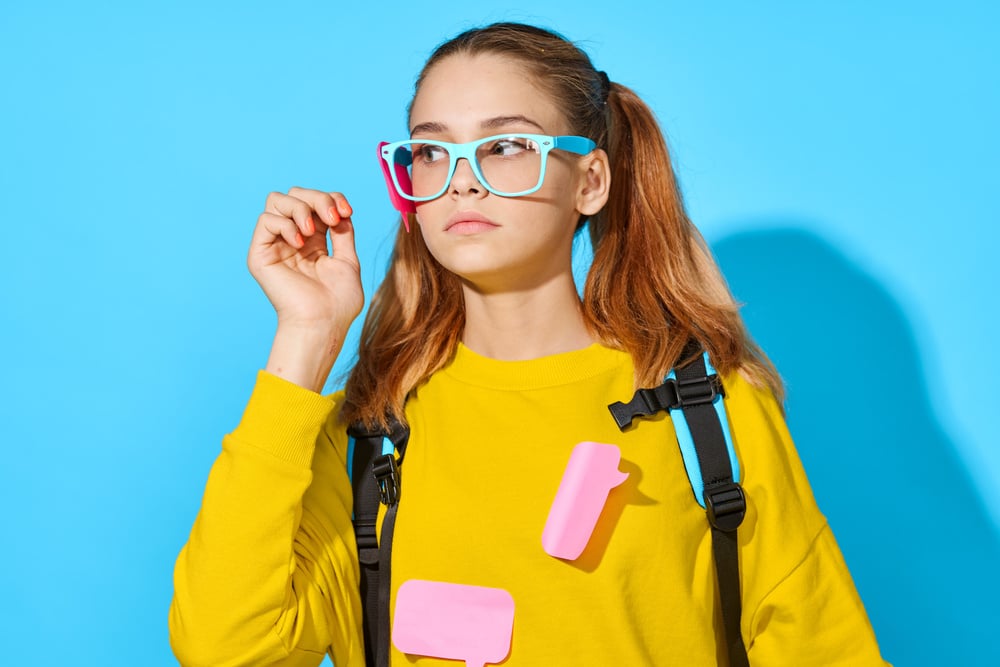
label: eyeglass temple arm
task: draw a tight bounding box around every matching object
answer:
[553,136,597,155]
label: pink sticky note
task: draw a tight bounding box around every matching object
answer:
[392,579,515,667]
[542,441,629,560]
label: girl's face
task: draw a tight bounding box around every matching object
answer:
[408,53,608,293]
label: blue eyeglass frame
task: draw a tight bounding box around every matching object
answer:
[379,133,597,201]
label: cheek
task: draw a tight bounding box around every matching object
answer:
[413,199,442,228]
[532,164,581,211]
[413,209,446,261]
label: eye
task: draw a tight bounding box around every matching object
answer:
[487,137,536,157]
[413,143,448,164]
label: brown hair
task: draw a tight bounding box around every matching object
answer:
[342,22,782,427]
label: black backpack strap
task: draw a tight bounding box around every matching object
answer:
[674,343,749,667]
[347,418,409,667]
[608,340,749,667]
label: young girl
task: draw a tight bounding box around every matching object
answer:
[170,22,888,667]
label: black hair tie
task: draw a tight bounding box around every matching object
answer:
[597,70,611,103]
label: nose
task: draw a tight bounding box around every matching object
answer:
[449,157,487,198]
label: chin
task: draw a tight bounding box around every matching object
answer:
[442,261,507,288]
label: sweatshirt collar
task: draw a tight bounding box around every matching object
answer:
[441,341,630,391]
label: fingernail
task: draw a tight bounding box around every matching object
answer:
[296,232,304,246]
[306,215,314,233]
[328,206,340,223]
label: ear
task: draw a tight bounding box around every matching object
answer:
[575,148,611,216]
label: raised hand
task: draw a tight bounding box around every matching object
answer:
[248,187,364,391]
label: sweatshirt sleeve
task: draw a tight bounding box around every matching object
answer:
[169,370,365,667]
[722,373,891,666]
[747,523,890,666]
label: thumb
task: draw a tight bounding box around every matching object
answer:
[328,217,360,271]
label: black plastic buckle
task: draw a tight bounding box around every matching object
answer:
[608,381,678,430]
[676,374,722,407]
[372,454,400,506]
[608,374,724,430]
[704,482,746,532]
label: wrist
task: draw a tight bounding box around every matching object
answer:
[265,324,344,393]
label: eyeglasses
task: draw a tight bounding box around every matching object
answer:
[379,133,597,202]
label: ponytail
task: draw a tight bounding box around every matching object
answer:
[585,82,783,398]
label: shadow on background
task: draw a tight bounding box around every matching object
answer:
[713,227,1000,666]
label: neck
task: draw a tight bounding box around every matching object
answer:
[460,270,595,361]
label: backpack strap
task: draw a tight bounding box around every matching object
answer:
[346,418,410,667]
[608,340,750,667]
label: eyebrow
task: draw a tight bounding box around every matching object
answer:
[409,121,448,136]
[410,114,547,137]
[482,115,546,132]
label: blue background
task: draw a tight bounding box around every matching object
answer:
[1,1,996,665]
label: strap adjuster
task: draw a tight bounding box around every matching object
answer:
[704,482,746,532]
[676,375,721,407]
[353,520,380,564]
[372,454,400,506]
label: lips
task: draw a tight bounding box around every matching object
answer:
[444,211,500,234]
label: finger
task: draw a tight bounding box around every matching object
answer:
[328,191,353,219]
[287,187,353,227]
[265,190,317,237]
[254,211,304,249]
[328,216,360,270]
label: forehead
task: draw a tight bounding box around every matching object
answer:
[409,53,568,136]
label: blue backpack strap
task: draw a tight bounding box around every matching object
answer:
[666,354,740,508]
[346,418,409,667]
[608,340,749,667]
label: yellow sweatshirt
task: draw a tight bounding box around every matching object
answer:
[170,343,889,666]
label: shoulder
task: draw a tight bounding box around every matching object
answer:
[720,370,799,481]
[720,368,831,576]
[720,370,822,517]
[719,370,787,442]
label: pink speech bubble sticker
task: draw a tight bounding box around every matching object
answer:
[392,579,515,667]
[542,441,629,560]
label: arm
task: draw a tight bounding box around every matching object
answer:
[167,187,366,665]
[723,374,890,666]
[169,371,364,667]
